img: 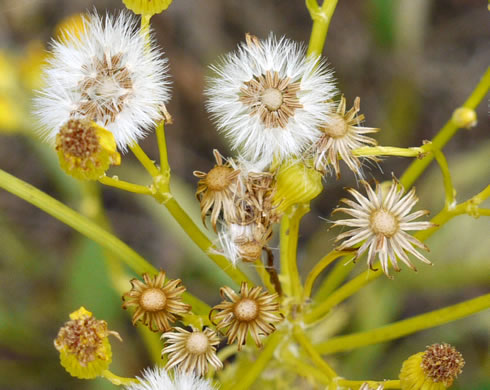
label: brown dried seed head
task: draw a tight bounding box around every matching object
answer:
[321,114,349,138]
[56,119,100,159]
[233,298,259,322]
[422,343,465,386]
[186,332,210,355]
[370,209,399,238]
[205,166,235,191]
[139,288,167,312]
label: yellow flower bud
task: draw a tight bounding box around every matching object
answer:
[54,307,122,379]
[273,161,323,213]
[122,0,173,16]
[56,119,121,181]
[399,344,464,390]
[451,107,477,129]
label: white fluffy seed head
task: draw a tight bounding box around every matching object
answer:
[34,11,171,151]
[206,33,337,167]
[124,366,216,390]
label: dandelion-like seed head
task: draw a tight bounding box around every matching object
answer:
[124,366,217,390]
[122,271,191,332]
[35,11,171,150]
[211,283,281,350]
[206,33,336,166]
[399,344,464,389]
[54,307,121,379]
[162,327,222,376]
[333,178,435,278]
[313,96,378,178]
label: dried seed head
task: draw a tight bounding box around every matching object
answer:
[212,283,281,350]
[162,327,223,376]
[54,307,121,379]
[399,344,465,389]
[122,271,191,332]
[322,114,349,138]
[422,343,465,386]
[55,119,120,180]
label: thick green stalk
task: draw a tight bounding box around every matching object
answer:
[306,0,339,57]
[315,293,490,354]
[400,67,490,188]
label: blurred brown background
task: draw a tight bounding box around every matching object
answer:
[0,0,489,389]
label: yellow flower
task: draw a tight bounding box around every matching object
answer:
[0,96,22,132]
[122,0,173,16]
[54,307,122,379]
[55,119,121,181]
[273,161,323,214]
[399,344,465,390]
[19,40,48,90]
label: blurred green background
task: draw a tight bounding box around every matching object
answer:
[0,0,489,389]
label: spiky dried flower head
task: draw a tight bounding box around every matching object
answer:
[162,327,222,376]
[399,343,464,389]
[206,33,336,166]
[35,11,170,150]
[56,119,121,180]
[125,366,217,390]
[211,283,281,350]
[313,96,378,178]
[333,178,435,278]
[54,307,121,379]
[122,271,191,332]
[194,149,241,231]
[122,0,173,16]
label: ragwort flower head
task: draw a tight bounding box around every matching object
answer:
[333,179,435,278]
[35,11,171,150]
[125,366,217,390]
[206,33,336,166]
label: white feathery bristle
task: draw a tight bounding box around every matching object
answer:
[206,33,336,166]
[34,11,171,151]
[124,366,216,390]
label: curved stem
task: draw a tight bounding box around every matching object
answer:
[312,256,355,302]
[155,121,169,174]
[293,325,337,379]
[98,175,152,195]
[282,348,331,385]
[101,369,139,386]
[130,143,160,177]
[315,293,490,354]
[400,67,490,189]
[431,148,455,208]
[306,0,339,57]
[303,250,350,300]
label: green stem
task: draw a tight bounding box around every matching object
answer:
[312,256,355,302]
[306,0,339,57]
[293,325,337,379]
[280,204,309,299]
[400,67,490,189]
[98,175,152,195]
[130,143,160,177]
[352,145,425,158]
[303,250,350,300]
[315,293,490,354]
[0,168,210,315]
[164,197,251,285]
[101,370,139,386]
[336,379,401,389]
[431,148,455,208]
[155,121,169,174]
[223,331,284,390]
[282,348,331,385]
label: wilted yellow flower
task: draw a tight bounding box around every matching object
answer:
[55,119,121,181]
[399,343,465,390]
[122,0,173,16]
[54,307,121,379]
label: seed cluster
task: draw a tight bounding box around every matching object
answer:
[422,343,465,386]
[56,119,100,163]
